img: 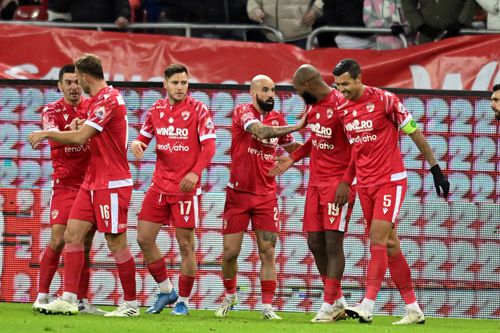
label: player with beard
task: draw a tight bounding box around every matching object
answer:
[491,84,500,120]
[131,64,216,316]
[29,54,138,317]
[332,58,449,325]
[33,64,105,315]
[270,64,355,322]
[215,75,305,320]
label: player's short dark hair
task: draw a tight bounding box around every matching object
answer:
[58,64,76,82]
[164,64,188,79]
[493,84,500,92]
[75,54,104,79]
[333,58,361,79]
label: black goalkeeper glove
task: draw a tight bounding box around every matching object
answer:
[430,164,450,197]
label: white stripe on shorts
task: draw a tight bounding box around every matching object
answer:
[391,185,403,223]
[338,201,349,232]
[193,195,199,228]
[111,192,119,233]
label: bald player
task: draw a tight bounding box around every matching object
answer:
[492,84,500,120]
[214,75,305,320]
[270,64,355,323]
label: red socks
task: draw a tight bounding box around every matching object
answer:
[324,278,342,304]
[38,246,62,293]
[77,256,90,300]
[223,277,237,294]
[147,258,168,284]
[178,274,195,298]
[113,248,136,301]
[64,244,85,295]
[366,244,388,301]
[261,280,276,305]
[388,250,417,304]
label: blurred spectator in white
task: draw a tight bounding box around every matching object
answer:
[475,0,500,29]
[364,0,410,49]
[47,0,70,21]
[402,0,478,44]
[247,0,323,48]
[0,0,18,19]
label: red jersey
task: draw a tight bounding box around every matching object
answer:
[138,95,216,195]
[83,86,132,190]
[228,103,294,195]
[337,86,412,187]
[307,90,352,186]
[42,97,90,190]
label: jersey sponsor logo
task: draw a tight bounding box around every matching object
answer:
[64,145,90,153]
[181,111,190,120]
[247,147,274,161]
[310,122,332,138]
[156,126,189,139]
[157,142,190,152]
[63,114,69,121]
[183,216,189,222]
[383,207,389,214]
[345,119,373,132]
[312,139,334,150]
[349,133,378,144]
[206,118,214,129]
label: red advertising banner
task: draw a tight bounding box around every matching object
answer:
[0,24,499,90]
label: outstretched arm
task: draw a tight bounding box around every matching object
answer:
[28,124,97,148]
[246,113,307,140]
[409,128,450,197]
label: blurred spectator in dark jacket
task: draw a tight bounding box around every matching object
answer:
[0,0,18,19]
[72,0,130,27]
[402,0,478,44]
[314,0,375,49]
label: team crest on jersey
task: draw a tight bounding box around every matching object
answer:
[316,113,320,119]
[353,110,358,117]
[181,111,190,120]
[206,119,214,129]
[271,120,279,126]
[51,209,59,220]
[63,114,69,122]
[94,106,105,119]
[169,117,174,123]
[366,103,375,113]
[160,112,165,119]
[327,108,333,119]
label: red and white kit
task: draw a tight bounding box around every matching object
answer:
[223,103,294,234]
[42,97,90,225]
[69,86,132,233]
[136,95,216,228]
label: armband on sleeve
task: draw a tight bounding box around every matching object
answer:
[401,119,418,135]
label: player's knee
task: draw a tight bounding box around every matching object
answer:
[223,248,240,262]
[136,233,154,251]
[49,237,65,252]
[307,237,322,254]
[177,240,195,256]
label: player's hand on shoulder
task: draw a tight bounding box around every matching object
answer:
[131,140,147,159]
[180,172,198,193]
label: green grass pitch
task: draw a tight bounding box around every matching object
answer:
[1,303,498,333]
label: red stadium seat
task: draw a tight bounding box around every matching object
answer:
[13,5,48,21]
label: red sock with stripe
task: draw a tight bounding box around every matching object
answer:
[38,246,62,294]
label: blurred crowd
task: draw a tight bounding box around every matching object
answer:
[0,0,498,49]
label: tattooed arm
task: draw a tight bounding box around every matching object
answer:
[246,114,307,140]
